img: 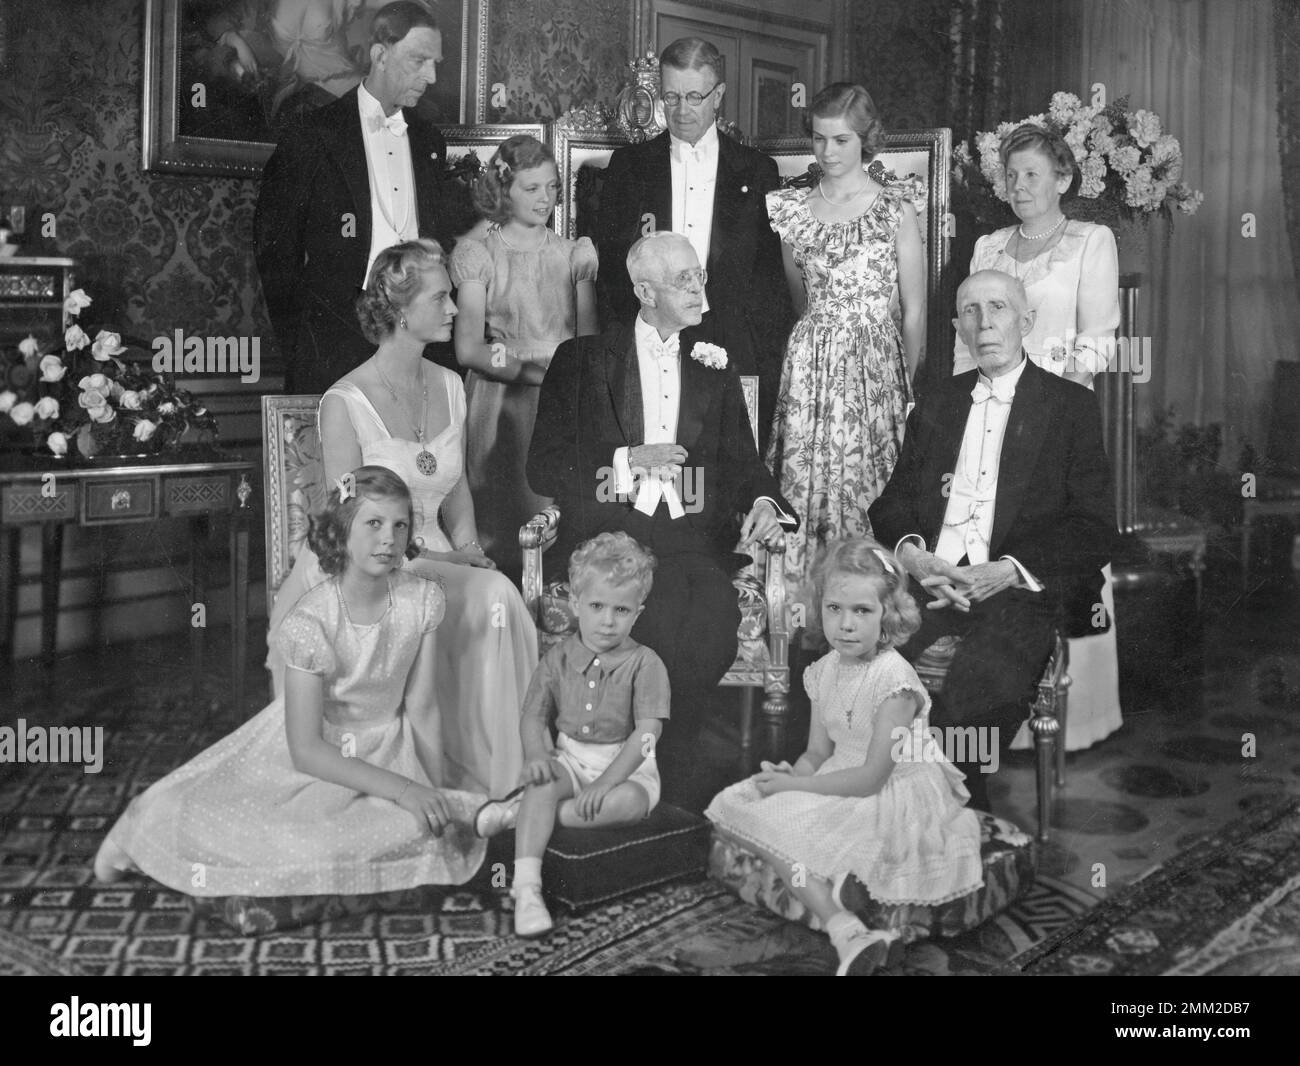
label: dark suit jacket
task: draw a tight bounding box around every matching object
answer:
[528,318,796,566]
[593,132,792,391]
[253,88,450,394]
[868,359,1116,636]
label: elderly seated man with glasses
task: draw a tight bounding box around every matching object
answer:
[529,231,798,809]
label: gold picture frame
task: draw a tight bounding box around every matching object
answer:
[143,0,492,177]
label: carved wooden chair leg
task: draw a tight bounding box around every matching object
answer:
[738,687,756,779]
[761,667,789,766]
[1027,709,1059,845]
[1054,684,1069,789]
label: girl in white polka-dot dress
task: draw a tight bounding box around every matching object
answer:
[94,467,487,897]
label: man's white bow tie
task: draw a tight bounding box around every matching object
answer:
[652,333,680,361]
[971,378,1014,404]
[371,111,408,137]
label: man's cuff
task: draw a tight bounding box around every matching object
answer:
[613,447,634,495]
[1000,555,1044,592]
[755,495,798,530]
[895,534,926,559]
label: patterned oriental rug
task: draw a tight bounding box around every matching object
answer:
[1016,794,1300,976]
[0,685,1095,976]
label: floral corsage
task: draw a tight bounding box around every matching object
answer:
[689,342,727,370]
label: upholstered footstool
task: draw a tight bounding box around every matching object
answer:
[708,810,1036,942]
[492,802,712,911]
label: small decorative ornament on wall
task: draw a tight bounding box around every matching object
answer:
[614,51,667,143]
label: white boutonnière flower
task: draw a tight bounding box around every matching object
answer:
[689,342,727,370]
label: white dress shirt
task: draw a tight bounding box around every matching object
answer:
[358,84,418,280]
[613,315,687,517]
[611,315,795,527]
[898,357,1042,591]
[669,123,718,315]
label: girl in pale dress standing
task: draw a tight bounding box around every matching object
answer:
[765,84,926,623]
[451,135,598,571]
[707,539,983,976]
[955,123,1123,751]
[267,241,538,798]
[96,466,486,895]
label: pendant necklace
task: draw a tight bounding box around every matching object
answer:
[375,359,437,475]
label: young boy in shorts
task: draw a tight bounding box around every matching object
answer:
[474,532,670,937]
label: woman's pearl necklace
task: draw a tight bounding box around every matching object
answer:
[1018,214,1066,241]
[817,180,873,206]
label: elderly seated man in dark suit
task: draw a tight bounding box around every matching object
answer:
[528,231,798,807]
[868,269,1116,811]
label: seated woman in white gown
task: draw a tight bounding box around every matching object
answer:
[267,239,538,797]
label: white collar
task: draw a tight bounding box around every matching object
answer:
[669,122,719,162]
[635,313,680,350]
[976,355,1029,402]
[357,82,392,121]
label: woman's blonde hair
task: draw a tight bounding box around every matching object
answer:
[354,239,446,343]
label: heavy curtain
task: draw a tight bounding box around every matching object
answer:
[1081,0,1300,451]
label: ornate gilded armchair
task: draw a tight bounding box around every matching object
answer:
[519,377,790,775]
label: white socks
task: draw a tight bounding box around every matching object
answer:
[825,910,869,958]
[513,857,542,892]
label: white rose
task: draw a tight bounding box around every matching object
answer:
[119,390,143,410]
[0,390,16,413]
[158,401,177,415]
[65,324,90,351]
[40,354,67,382]
[46,431,68,456]
[133,419,158,442]
[91,330,125,361]
[10,401,36,426]
[89,403,117,424]
[62,289,92,316]
[18,334,40,359]
[34,396,60,420]
[78,373,110,391]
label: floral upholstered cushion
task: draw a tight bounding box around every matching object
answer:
[708,811,1036,942]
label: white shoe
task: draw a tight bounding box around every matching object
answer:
[93,838,134,884]
[473,787,522,838]
[836,928,904,976]
[512,883,553,938]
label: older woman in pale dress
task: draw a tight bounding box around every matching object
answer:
[955,122,1122,751]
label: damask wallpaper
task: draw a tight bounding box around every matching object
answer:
[489,0,630,121]
[0,0,630,375]
[0,0,263,348]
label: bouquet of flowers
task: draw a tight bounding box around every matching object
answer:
[953,92,1204,230]
[0,289,218,459]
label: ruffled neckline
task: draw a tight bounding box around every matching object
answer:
[770,175,926,231]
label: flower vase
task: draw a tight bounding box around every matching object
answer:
[76,423,159,464]
[1112,214,1151,279]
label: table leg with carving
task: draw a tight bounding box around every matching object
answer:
[40,521,63,669]
[1,527,18,669]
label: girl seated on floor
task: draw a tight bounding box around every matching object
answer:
[94,466,486,897]
[705,538,984,975]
